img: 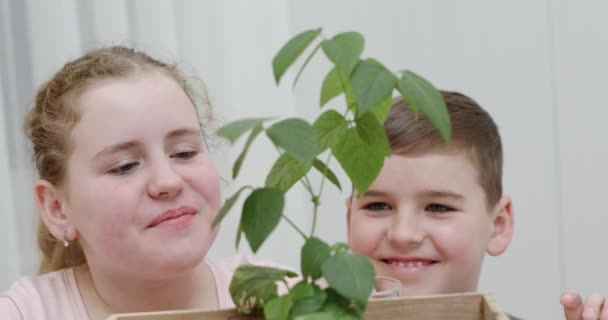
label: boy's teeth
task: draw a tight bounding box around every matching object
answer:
[390,261,427,268]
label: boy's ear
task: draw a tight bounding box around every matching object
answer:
[486,195,514,256]
[34,180,76,242]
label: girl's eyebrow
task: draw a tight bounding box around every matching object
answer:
[94,128,202,160]
[166,127,201,140]
[94,141,139,160]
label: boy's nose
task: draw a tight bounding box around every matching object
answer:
[386,213,425,246]
[147,159,184,198]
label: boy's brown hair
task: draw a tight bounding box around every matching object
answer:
[384,91,502,207]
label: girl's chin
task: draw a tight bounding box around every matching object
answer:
[136,257,206,279]
[139,248,208,273]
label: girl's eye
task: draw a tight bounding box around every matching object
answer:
[171,151,198,160]
[425,203,453,213]
[364,202,392,211]
[109,162,139,175]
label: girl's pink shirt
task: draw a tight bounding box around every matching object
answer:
[0,256,249,320]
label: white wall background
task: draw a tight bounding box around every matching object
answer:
[1,1,606,319]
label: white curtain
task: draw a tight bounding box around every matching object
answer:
[0,60,22,289]
[0,0,309,288]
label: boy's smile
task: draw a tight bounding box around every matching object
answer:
[347,152,513,296]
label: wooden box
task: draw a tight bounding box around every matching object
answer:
[107,292,508,320]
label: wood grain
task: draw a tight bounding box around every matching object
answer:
[107,293,506,320]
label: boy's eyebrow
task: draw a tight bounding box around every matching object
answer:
[94,141,140,160]
[359,190,390,197]
[360,190,464,202]
[417,190,465,201]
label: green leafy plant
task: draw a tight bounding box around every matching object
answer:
[213,27,451,319]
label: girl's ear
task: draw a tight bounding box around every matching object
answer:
[486,195,514,256]
[345,196,353,243]
[34,180,76,242]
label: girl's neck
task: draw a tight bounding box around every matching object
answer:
[74,261,218,320]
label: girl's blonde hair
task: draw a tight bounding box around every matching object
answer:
[24,46,210,273]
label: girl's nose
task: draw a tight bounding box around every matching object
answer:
[147,159,184,199]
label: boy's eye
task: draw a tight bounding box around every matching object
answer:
[425,203,453,213]
[109,162,139,175]
[363,202,392,211]
[171,151,198,160]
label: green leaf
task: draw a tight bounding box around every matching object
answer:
[397,71,451,141]
[265,153,312,192]
[322,32,365,75]
[266,118,318,166]
[321,288,353,313]
[273,28,322,84]
[291,289,327,317]
[233,125,264,179]
[338,69,358,111]
[216,118,272,144]
[301,237,331,280]
[293,42,323,88]
[230,264,298,314]
[235,218,244,250]
[322,251,375,309]
[322,291,363,320]
[370,95,393,125]
[212,186,250,227]
[294,312,335,320]
[312,159,342,191]
[330,242,350,253]
[331,113,389,195]
[351,59,396,115]
[289,281,316,300]
[264,295,293,320]
[338,313,362,320]
[313,110,348,153]
[355,112,390,154]
[320,67,344,107]
[242,188,285,253]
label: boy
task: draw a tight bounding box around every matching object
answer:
[345,91,605,319]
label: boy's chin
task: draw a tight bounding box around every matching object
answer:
[374,260,471,297]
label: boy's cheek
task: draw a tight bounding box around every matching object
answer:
[348,218,384,256]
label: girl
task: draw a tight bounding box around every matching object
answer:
[0,46,240,320]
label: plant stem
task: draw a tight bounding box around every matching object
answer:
[310,200,319,237]
[300,177,314,197]
[293,41,323,89]
[316,153,334,200]
[303,175,314,194]
[310,152,334,237]
[310,100,351,237]
[282,214,308,240]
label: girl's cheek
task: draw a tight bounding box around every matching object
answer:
[98,216,130,243]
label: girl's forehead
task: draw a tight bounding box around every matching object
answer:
[68,77,198,151]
